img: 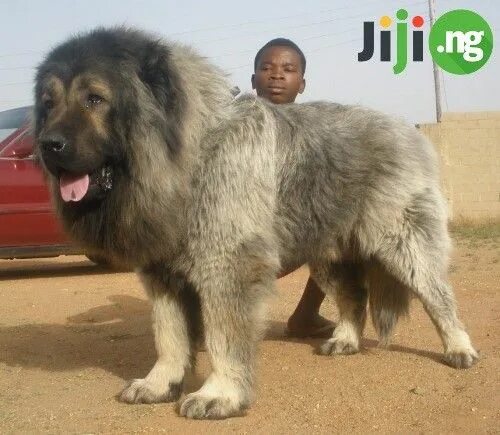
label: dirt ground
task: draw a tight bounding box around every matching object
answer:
[0,233,498,434]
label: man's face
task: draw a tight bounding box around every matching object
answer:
[252,46,305,104]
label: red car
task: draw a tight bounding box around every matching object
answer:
[0,106,102,262]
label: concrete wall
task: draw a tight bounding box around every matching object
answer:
[417,112,500,222]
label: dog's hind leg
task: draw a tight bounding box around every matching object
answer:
[371,198,479,368]
[311,262,368,356]
[365,260,410,347]
[120,268,199,404]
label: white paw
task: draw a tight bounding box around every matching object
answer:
[120,378,182,404]
[178,374,250,419]
[444,348,479,369]
[319,324,360,356]
[444,331,480,369]
[179,392,247,419]
[319,337,359,355]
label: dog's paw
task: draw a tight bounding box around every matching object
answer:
[120,378,182,404]
[444,348,480,369]
[178,392,246,419]
[319,337,359,356]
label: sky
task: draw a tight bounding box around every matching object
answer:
[0,0,498,124]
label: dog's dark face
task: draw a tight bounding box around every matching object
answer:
[34,28,185,208]
[36,72,118,203]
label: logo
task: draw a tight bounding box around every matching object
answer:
[358,9,424,74]
[429,9,493,74]
[358,8,493,75]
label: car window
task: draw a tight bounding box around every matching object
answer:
[0,107,33,152]
[0,106,32,130]
[0,128,17,142]
[0,127,33,158]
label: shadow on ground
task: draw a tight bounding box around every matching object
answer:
[0,294,444,386]
[0,260,124,281]
[265,320,444,364]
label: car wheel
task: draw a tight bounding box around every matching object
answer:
[86,254,130,271]
[86,254,111,267]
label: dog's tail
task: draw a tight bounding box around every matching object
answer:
[366,262,410,346]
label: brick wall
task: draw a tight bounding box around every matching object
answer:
[417,112,500,222]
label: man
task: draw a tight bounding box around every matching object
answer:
[251,38,334,337]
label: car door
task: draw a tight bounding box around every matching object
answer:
[0,125,69,250]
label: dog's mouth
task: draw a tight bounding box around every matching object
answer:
[59,165,113,203]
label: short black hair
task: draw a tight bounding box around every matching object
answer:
[254,38,306,74]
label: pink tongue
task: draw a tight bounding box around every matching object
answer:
[60,173,90,202]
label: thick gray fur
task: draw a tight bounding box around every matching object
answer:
[34,28,479,420]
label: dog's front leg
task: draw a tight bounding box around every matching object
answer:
[179,255,276,419]
[120,269,197,404]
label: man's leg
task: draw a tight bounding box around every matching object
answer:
[286,277,335,338]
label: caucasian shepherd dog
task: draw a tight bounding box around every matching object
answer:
[34,27,478,419]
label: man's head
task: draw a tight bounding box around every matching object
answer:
[252,38,306,104]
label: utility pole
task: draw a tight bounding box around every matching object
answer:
[428,0,442,122]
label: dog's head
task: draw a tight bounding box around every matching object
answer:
[34,27,185,206]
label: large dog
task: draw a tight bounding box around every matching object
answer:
[34,27,478,419]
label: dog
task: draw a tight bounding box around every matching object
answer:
[34,27,478,419]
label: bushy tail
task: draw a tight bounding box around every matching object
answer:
[366,262,410,346]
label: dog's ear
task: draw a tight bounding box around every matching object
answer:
[139,43,186,156]
[140,44,177,110]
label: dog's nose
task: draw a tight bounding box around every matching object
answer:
[40,134,68,153]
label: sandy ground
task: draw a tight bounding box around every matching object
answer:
[0,234,499,434]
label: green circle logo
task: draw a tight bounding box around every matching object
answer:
[429,9,493,74]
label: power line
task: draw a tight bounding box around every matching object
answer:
[226,37,362,71]
[0,99,32,103]
[209,27,361,60]
[0,66,36,71]
[307,38,363,54]
[166,0,401,37]
[210,9,427,61]
[199,1,427,45]
[214,11,429,66]
[0,1,427,73]
[0,81,33,87]
[0,50,43,59]
[0,0,427,59]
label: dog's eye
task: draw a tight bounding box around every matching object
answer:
[43,99,54,111]
[86,94,104,107]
